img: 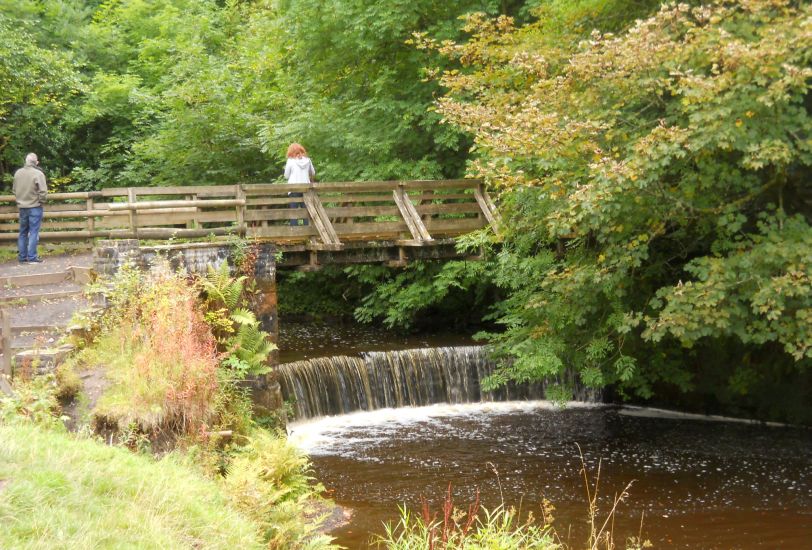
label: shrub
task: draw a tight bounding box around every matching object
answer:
[223,429,337,549]
[0,374,65,430]
[91,266,220,438]
[378,485,558,550]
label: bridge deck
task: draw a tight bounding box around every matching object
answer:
[0,180,498,253]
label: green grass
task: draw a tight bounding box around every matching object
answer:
[0,423,262,550]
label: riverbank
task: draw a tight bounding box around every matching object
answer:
[0,423,262,549]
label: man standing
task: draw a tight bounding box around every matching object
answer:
[12,153,47,263]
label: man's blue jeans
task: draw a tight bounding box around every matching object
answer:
[18,206,43,261]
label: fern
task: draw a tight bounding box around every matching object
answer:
[230,323,275,376]
[201,263,245,310]
[230,308,258,327]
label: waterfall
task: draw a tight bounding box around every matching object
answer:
[278,346,548,420]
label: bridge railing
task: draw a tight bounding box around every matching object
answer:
[0,179,499,247]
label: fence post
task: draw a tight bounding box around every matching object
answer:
[1,308,12,384]
[235,184,246,235]
[86,195,95,235]
[127,188,138,238]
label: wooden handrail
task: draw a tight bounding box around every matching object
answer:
[0,179,497,246]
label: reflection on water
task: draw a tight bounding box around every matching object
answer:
[289,403,812,549]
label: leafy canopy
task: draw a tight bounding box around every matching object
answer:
[422,0,811,416]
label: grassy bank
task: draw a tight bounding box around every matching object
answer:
[1,261,337,549]
[0,423,262,549]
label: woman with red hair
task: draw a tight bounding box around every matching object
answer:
[284,143,315,226]
[284,143,316,184]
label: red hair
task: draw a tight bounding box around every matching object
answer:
[286,143,307,158]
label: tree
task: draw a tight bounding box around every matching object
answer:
[260,0,528,181]
[0,12,82,185]
[423,0,812,420]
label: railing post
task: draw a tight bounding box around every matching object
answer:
[127,188,138,238]
[86,195,95,236]
[186,194,197,229]
[235,184,246,235]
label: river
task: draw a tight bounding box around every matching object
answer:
[278,322,812,549]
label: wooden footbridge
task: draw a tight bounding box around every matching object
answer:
[0,179,499,268]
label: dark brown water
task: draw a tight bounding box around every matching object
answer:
[279,322,812,549]
[289,404,812,549]
[278,322,474,363]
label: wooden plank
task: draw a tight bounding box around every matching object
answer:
[235,184,245,234]
[392,188,432,242]
[245,209,307,222]
[474,185,501,231]
[332,221,407,237]
[315,182,401,192]
[125,227,245,239]
[304,189,340,245]
[0,191,101,201]
[248,225,316,238]
[315,194,396,204]
[0,230,107,240]
[109,199,245,210]
[41,221,95,230]
[128,188,138,238]
[243,183,311,195]
[414,203,482,215]
[86,197,95,234]
[102,185,236,197]
[423,218,485,234]
[410,192,475,201]
[402,179,481,190]
[246,197,302,206]
[322,205,401,217]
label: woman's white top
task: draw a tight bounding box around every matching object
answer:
[284,156,316,183]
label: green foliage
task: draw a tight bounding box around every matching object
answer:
[379,503,558,550]
[348,260,495,330]
[90,266,221,436]
[646,215,812,361]
[200,262,276,378]
[0,10,82,185]
[424,0,812,420]
[277,265,371,319]
[0,374,65,431]
[223,429,337,549]
[202,262,246,312]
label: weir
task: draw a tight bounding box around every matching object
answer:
[279,346,547,420]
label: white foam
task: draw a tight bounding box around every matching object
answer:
[287,400,605,454]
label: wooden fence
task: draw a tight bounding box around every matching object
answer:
[0,179,499,247]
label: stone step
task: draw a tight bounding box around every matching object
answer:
[0,266,92,289]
